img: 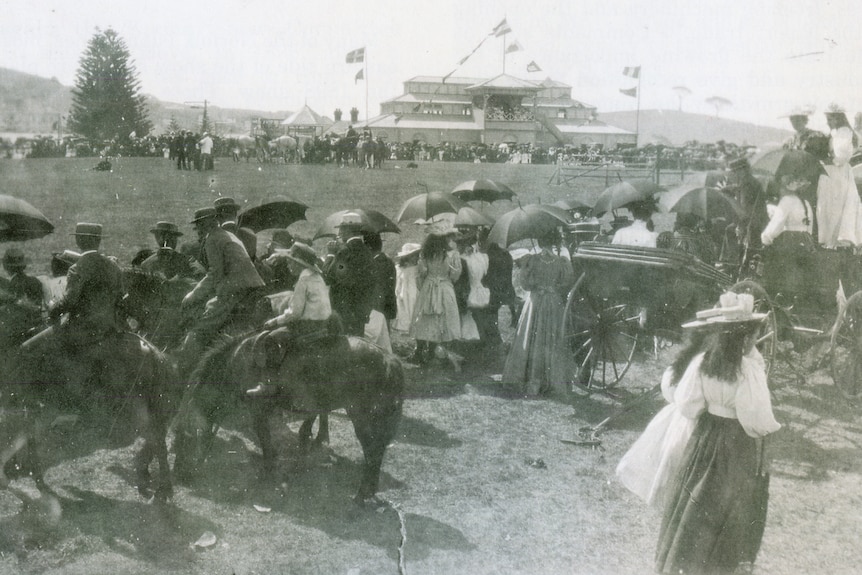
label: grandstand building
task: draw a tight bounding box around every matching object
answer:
[361,74,635,149]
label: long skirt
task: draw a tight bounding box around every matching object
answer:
[656,412,768,575]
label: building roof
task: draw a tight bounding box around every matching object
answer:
[363,114,482,131]
[382,93,473,105]
[405,75,487,85]
[539,77,572,89]
[466,74,542,93]
[532,97,594,109]
[553,120,634,135]
[281,104,327,127]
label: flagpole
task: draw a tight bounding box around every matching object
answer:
[502,33,506,74]
[635,69,641,148]
[365,52,369,126]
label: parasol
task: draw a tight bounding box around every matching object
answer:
[395,191,468,223]
[749,148,826,185]
[314,209,400,240]
[659,182,745,222]
[592,180,664,217]
[0,195,54,241]
[453,206,495,228]
[451,179,517,203]
[486,204,572,247]
[238,197,309,232]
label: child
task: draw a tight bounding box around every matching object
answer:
[247,243,331,400]
[393,243,420,332]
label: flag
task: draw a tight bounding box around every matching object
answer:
[355,68,364,84]
[345,47,365,64]
[622,66,640,79]
[505,40,523,54]
[491,18,512,37]
[620,86,638,98]
[526,60,542,73]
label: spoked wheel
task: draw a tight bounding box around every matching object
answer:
[730,280,778,378]
[562,274,641,391]
[830,291,862,398]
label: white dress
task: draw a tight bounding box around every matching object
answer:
[817,126,862,247]
[615,367,696,508]
[611,219,658,247]
[459,250,489,341]
[393,263,418,332]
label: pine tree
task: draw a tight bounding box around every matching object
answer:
[68,28,152,144]
[167,115,182,134]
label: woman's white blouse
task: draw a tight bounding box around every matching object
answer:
[674,349,781,438]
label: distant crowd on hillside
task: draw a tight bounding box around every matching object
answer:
[4,132,751,172]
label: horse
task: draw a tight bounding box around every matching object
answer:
[233,134,256,162]
[0,320,179,503]
[358,138,376,169]
[268,135,298,164]
[174,332,404,502]
[123,269,198,351]
[334,134,360,167]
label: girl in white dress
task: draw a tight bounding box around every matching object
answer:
[816,104,862,248]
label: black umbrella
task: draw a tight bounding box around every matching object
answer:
[451,179,517,203]
[487,204,572,247]
[0,195,54,241]
[750,149,826,185]
[238,197,309,232]
[314,209,400,240]
[396,191,468,223]
[659,183,745,222]
[592,179,663,217]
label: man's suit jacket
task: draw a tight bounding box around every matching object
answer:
[54,250,124,329]
[188,227,264,303]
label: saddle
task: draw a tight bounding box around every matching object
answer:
[253,315,344,370]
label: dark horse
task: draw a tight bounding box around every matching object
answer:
[175,332,404,502]
[1,319,179,502]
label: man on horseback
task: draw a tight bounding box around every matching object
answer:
[139,221,203,280]
[214,197,258,262]
[20,223,126,379]
[178,208,264,373]
[322,214,375,337]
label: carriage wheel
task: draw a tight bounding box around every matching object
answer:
[562,274,640,391]
[830,291,862,398]
[730,280,777,379]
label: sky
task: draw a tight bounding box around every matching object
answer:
[1,0,860,131]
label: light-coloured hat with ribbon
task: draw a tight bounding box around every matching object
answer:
[681,292,767,329]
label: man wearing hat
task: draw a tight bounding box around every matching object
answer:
[140,221,203,280]
[2,247,44,308]
[199,132,214,171]
[723,158,769,265]
[247,242,332,400]
[363,231,396,353]
[322,214,375,336]
[260,229,298,293]
[179,208,264,371]
[24,223,125,352]
[213,197,258,261]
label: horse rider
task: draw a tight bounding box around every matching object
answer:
[246,242,334,404]
[178,208,264,372]
[214,197,258,261]
[140,221,204,280]
[723,157,769,270]
[22,223,125,359]
[322,214,375,337]
[781,106,826,154]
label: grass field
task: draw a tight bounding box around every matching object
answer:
[0,157,860,574]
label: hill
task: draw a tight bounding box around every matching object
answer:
[598,109,791,148]
[0,67,292,138]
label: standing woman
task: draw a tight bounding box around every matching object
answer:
[656,294,781,575]
[409,232,462,366]
[817,103,862,249]
[502,231,575,396]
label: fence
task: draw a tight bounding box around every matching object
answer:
[548,161,690,188]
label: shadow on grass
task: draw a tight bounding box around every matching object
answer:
[394,415,463,448]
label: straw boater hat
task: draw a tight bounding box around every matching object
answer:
[282,242,321,273]
[825,102,848,117]
[213,197,241,212]
[149,221,183,237]
[396,242,421,258]
[681,292,767,329]
[190,207,217,224]
[72,222,104,238]
[780,105,815,118]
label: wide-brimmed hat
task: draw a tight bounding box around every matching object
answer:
[149,221,183,236]
[282,242,321,273]
[3,247,26,267]
[682,292,767,329]
[71,222,104,238]
[270,229,294,248]
[336,212,365,234]
[780,105,815,118]
[190,207,217,224]
[825,102,847,116]
[728,157,750,171]
[396,242,421,258]
[214,197,240,212]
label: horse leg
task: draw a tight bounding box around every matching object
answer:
[348,401,402,502]
[250,403,278,478]
[0,433,28,488]
[316,413,330,446]
[297,412,330,453]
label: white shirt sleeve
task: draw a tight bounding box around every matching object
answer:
[673,353,707,420]
[734,352,782,437]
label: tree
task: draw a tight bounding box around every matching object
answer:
[68,28,152,144]
[167,115,182,134]
[705,96,732,118]
[672,86,692,112]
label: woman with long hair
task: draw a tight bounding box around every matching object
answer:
[409,231,462,366]
[655,294,781,574]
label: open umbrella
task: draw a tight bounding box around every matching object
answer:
[750,149,826,184]
[487,204,572,247]
[238,197,309,232]
[314,209,400,240]
[396,191,468,223]
[0,195,54,241]
[451,179,517,203]
[453,206,495,228]
[592,179,663,217]
[552,198,592,216]
[659,182,745,222]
